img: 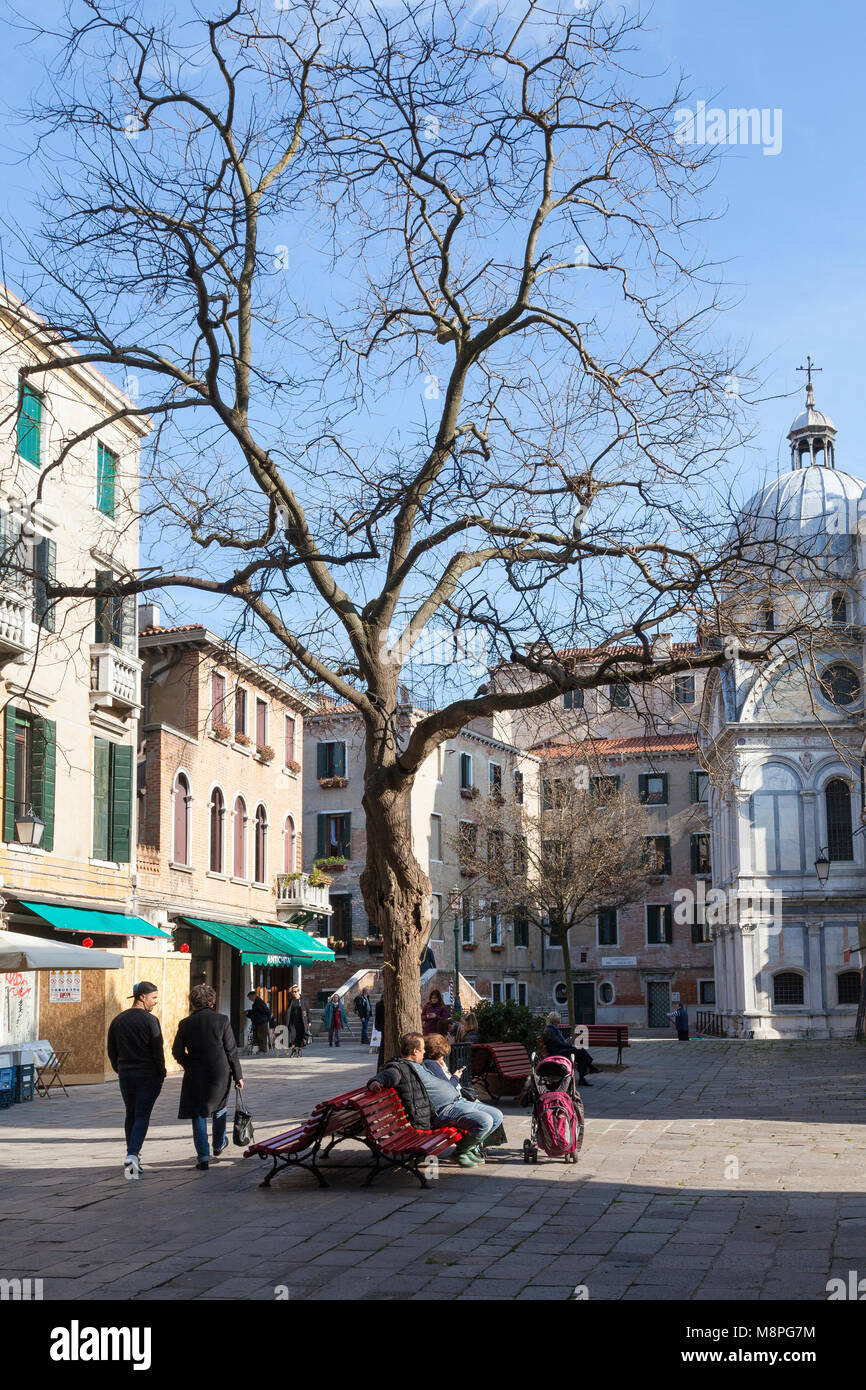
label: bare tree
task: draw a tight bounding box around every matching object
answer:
[455,763,650,1028]
[5,0,788,1055]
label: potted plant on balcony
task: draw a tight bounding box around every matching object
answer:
[327,937,345,951]
[235,731,251,747]
[462,940,477,952]
[308,866,333,887]
[459,785,479,800]
[212,721,231,741]
[286,759,301,774]
[491,943,506,953]
[315,856,347,873]
[318,775,349,789]
[256,743,275,763]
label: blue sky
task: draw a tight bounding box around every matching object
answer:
[1,0,864,646]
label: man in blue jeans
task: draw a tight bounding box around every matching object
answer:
[354,987,373,1044]
[107,981,166,1181]
[411,1036,504,1167]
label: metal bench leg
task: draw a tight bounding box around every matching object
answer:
[260,1155,280,1188]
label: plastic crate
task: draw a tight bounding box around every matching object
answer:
[0,1066,15,1109]
[15,1064,34,1103]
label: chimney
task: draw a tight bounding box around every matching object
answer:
[652,632,673,659]
[138,602,161,632]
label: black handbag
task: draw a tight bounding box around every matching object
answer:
[459,1084,479,1102]
[232,1088,254,1147]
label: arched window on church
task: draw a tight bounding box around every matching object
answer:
[826,779,854,861]
[773,972,804,1006]
[831,592,848,624]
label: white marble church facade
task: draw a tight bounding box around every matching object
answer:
[701,382,866,1037]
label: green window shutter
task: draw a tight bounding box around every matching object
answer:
[95,570,112,644]
[93,738,109,861]
[110,744,133,863]
[317,743,327,778]
[317,813,327,859]
[334,742,346,777]
[33,537,56,633]
[340,814,351,859]
[660,774,669,804]
[17,384,42,467]
[96,442,117,517]
[3,706,17,843]
[689,771,697,803]
[121,593,137,655]
[31,716,56,852]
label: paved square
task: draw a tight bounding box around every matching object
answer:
[2,1035,865,1300]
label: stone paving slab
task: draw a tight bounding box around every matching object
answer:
[2,1036,866,1301]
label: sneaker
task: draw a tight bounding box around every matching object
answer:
[457,1153,481,1168]
[123,1155,141,1181]
[212,1138,230,1160]
[195,1160,209,1170]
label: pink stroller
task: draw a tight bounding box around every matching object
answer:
[522,1054,584,1165]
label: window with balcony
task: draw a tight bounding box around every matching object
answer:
[93,738,133,863]
[3,707,56,850]
[96,441,118,518]
[17,383,42,467]
[94,570,136,653]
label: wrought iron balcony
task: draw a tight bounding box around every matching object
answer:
[90,643,143,714]
[275,871,333,922]
[0,588,34,663]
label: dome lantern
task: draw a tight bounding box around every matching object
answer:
[788,356,836,469]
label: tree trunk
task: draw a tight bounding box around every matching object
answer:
[359,755,431,1063]
[561,928,576,1033]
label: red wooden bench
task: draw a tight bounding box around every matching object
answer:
[349,1089,463,1189]
[583,1024,630,1066]
[246,1085,463,1190]
[471,1041,532,1100]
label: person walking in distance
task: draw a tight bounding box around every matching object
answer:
[246,989,273,1054]
[668,1002,690,1041]
[107,981,166,1181]
[323,993,347,1046]
[172,984,244,1169]
[354,987,373,1045]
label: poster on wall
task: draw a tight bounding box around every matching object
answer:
[1,971,37,1045]
[49,970,82,1003]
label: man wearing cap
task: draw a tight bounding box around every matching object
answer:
[107,982,166,1180]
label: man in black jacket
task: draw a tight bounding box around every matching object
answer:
[246,989,273,1054]
[367,1032,433,1129]
[107,981,166,1181]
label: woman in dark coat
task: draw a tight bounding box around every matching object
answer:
[285,985,306,1056]
[172,984,243,1169]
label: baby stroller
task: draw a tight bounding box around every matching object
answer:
[522,1054,584,1165]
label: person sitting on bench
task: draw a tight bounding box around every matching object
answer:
[367,1032,435,1129]
[542,1012,598,1087]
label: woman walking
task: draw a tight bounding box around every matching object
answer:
[172,984,243,1170]
[323,993,348,1047]
[285,985,306,1056]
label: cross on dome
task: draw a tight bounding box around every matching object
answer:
[789,358,836,469]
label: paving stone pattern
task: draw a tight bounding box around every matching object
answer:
[2,1035,866,1301]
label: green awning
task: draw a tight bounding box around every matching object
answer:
[180,917,334,966]
[254,923,335,961]
[22,901,172,939]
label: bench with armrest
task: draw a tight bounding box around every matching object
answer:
[583,1024,630,1066]
[471,1041,532,1099]
[245,1086,463,1190]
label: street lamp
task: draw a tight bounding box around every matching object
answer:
[814,849,831,886]
[15,806,44,847]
